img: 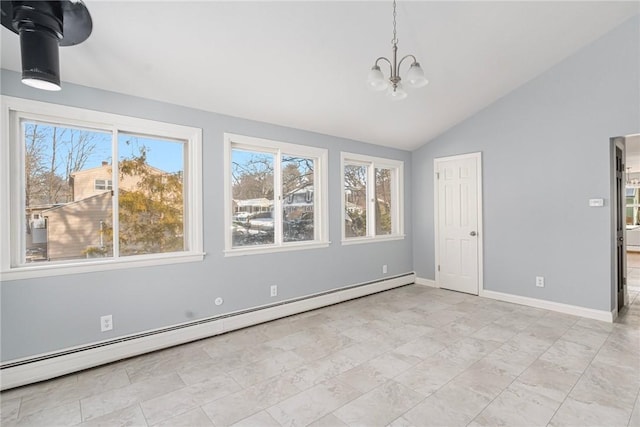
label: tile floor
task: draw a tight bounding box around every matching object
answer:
[628,251,640,289]
[1,285,639,427]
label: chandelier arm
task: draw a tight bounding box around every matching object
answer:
[397,54,418,72]
[374,56,393,77]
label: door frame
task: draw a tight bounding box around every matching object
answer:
[434,152,484,294]
[611,136,628,316]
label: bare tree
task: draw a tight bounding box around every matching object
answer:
[24,124,47,206]
[374,168,392,234]
[344,164,368,237]
[232,153,274,200]
[24,124,99,206]
[282,156,314,196]
[64,130,98,181]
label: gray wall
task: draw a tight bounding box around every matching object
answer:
[0,69,413,361]
[412,15,640,312]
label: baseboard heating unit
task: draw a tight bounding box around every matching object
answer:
[1,272,415,390]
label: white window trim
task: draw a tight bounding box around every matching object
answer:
[223,133,329,256]
[341,152,405,245]
[0,96,204,281]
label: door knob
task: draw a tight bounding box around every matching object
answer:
[470,231,477,236]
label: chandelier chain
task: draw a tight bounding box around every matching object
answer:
[391,0,397,45]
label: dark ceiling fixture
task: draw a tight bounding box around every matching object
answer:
[1,0,92,91]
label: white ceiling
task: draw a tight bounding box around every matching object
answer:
[1,1,638,151]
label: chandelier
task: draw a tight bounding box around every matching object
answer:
[367,0,428,100]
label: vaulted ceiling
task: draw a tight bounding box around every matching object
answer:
[1,1,638,150]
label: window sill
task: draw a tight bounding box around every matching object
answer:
[224,241,330,257]
[1,252,205,282]
[341,235,405,246]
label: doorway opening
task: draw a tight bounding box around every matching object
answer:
[624,135,640,295]
[613,133,640,318]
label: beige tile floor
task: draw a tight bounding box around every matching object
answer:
[1,285,639,427]
[627,251,640,289]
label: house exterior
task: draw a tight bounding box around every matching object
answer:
[233,197,273,217]
[31,162,170,261]
[283,188,313,215]
[68,162,144,201]
[233,190,315,219]
[42,192,112,261]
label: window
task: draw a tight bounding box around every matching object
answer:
[342,152,404,243]
[224,133,328,255]
[94,179,113,191]
[1,96,203,280]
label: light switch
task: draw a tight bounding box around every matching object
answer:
[589,198,604,207]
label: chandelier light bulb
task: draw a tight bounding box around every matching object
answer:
[406,62,428,88]
[388,84,408,101]
[367,65,389,91]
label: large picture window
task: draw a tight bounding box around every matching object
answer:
[1,97,203,280]
[342,152,404,243]
[224,134,328,255]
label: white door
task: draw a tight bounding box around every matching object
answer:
[435,153,482,295]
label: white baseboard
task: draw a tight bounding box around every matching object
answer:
[409,276,613,322]
[0,273,414,391]
[414,276,438,287]
[480,289,614,322]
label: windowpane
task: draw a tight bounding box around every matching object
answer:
[22,121,113,262]
[342,153,403,243]
[282,155,315,242]
[375,168,392,235]
[231,149,275,247]
[344,164,368,237]
[117,134,185,256]
[94,179,112,191]
[6,99,203,279]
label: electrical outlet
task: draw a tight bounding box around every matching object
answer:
[382,264,388,274]
[536,276,545,287]
[100,314,113,332]
[214,297,223,306]
[270,285,278,297]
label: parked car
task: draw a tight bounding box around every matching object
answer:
[234,212,251,222]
